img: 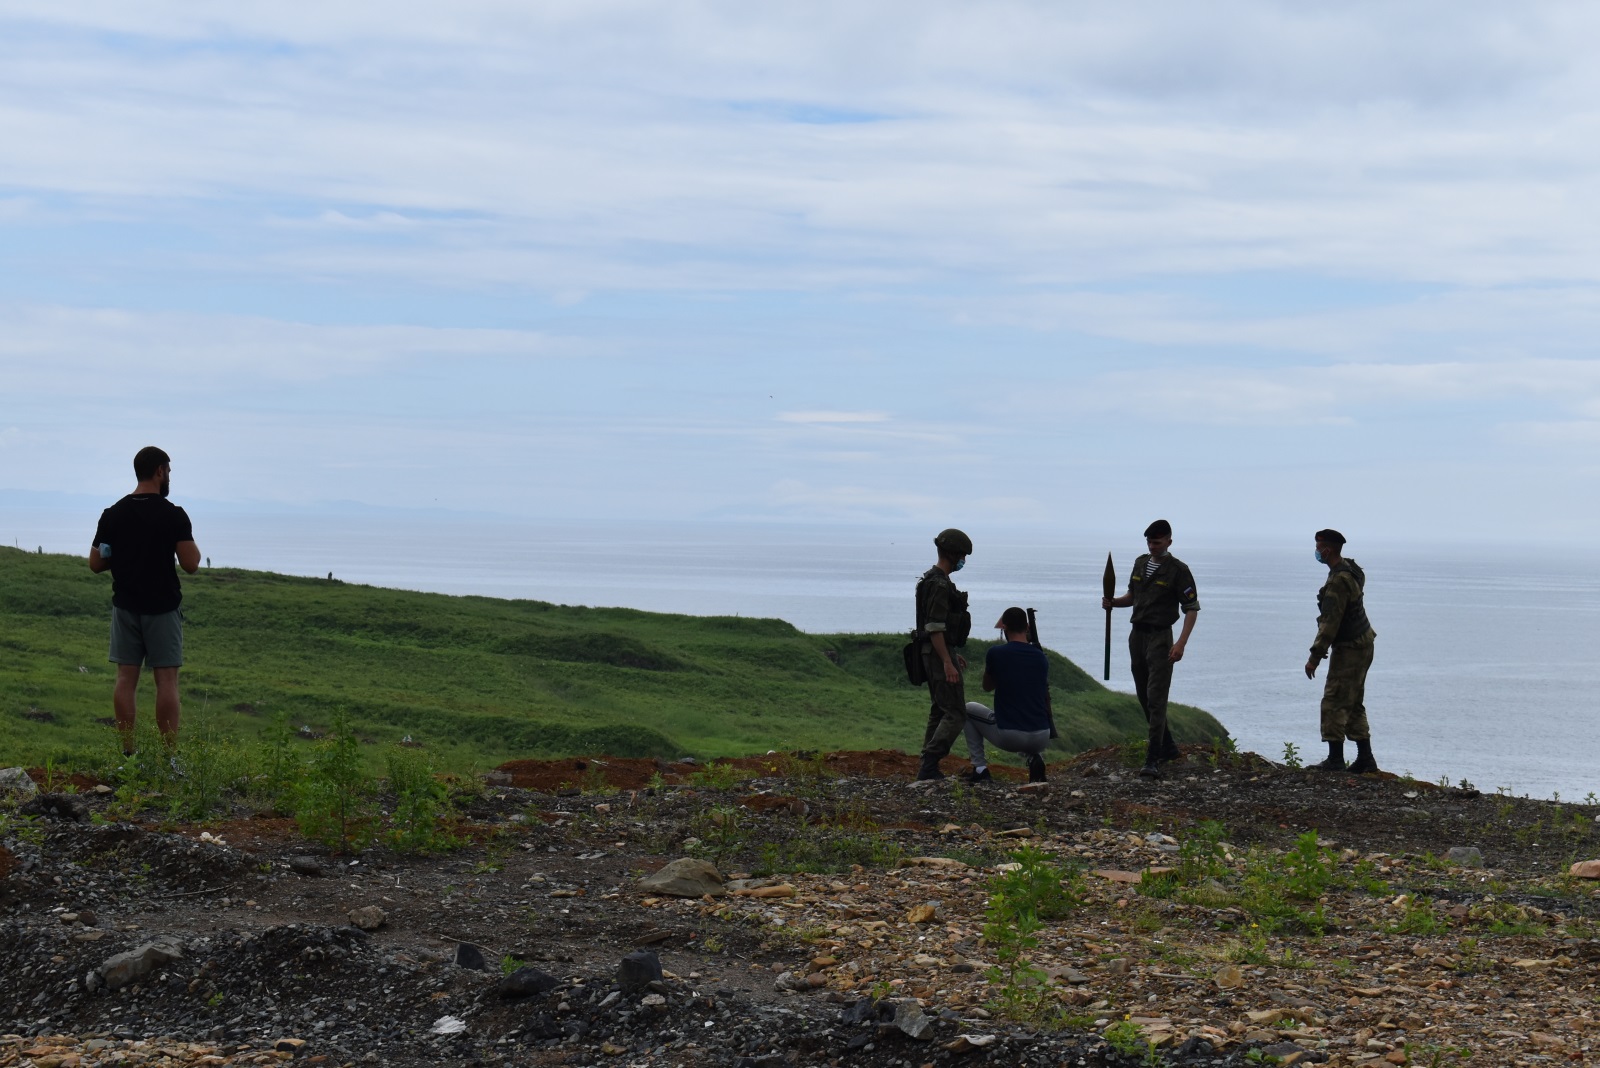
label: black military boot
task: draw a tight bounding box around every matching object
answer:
[1026,753,1047,783]
[1310,739,1346,772]
[915,754,945,781]
[1158,728,1182,764]
[1348,738,1378,774]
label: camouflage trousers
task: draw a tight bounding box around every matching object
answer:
[1321,632,1375,742]
[1129,625,1178,753]
[920,646,967,760]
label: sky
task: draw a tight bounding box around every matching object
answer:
[4,2,1600,541]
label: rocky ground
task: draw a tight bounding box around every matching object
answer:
[3,744,1600,1068]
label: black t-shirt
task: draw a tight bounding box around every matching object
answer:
[92,495,194,614]
[984,640,1052,733]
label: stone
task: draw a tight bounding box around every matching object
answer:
[429,1016,467,1036]
[735,883,797,899]
[0,767,38,802]
[347,906,386,931]
[619,949,664,993]
[841,999,878,1025]
[1214,964,1245,990]
[1105,958,1131,976]
[100,941,184,991]
[498,966,560,999]
[1445,846,1484,867]
[288,856,323,877]
[641,993,667,1007]
[893,1000,935,1040]
[273,1038,306,1053]
[943,1034,998,1051]
[1569,859,1600,879]
[21,792,88,822]
[452,942,488,971]
[906,903,938,924]
[638,858,726,898]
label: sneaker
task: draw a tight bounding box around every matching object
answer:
[1138,762,1164,780]
[1347,754,1379,774]
[961,767,993,784]
[1309,756,1347,772]
[1026,754,1047,783]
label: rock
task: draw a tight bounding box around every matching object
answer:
[641,993,667,1007]
[429,1016,467,1036]
[452,942,488,971]
[906,903,939,924]
[78,910,98,927]
[893,1000,935,1040]
[21,792,88,822]
[499,966,560,998]
[735,883,797,899]
[1105,958,1130,976]
[1445,846,1484,867]
[638,858,726,898]
[1214,964,1245,990]
[1017,782,1049,793]
[0,767,38,802]
[619,949,664,993]
[100,941,184,991]
[273,1038,306,1053]
[841,999,878,1025]
[347,906,386,931]
[944,1034,998,1051]
[288,856,323,877]
[1570,859,1600,879]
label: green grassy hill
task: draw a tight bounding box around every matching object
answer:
[0,547,1227,770]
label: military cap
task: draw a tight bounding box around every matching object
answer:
[1314,528,1346,547]
[1143,519,1172,539]
[934,528,973,557]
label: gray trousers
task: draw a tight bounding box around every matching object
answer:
[963,702,1050,768]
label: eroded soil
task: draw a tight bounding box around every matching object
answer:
[4,746,1599,1068]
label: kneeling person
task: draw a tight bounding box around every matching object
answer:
[963,607,1052,783]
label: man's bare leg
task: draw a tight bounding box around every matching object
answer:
[113,664,142,755]
[152,666,181,751]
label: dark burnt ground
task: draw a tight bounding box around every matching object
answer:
[3,745,1599,1067]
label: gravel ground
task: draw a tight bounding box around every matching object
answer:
[4,745,1600,1067]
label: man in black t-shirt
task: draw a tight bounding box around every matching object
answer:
[90,446,201,756]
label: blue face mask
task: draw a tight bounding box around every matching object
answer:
[1313,549,1325,564]
[953,557,966,572]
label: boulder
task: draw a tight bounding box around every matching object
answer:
[1446,846,1484,868]
[618,949,663,993]
[347,906,386,931]
[22,793,89,822]
[0,768,39,803]
[499,966,560,999]
[893,1000,935,1040]
[453,942,488,971]
[1571,859,1600,880]
[638,858,725,898]
[288,856,323,877]
[100,941,184,991]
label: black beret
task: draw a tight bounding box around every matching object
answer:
[1144,519,1172,538]
[1314,528,1346,547]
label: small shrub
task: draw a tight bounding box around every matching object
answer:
[294,714,376,852]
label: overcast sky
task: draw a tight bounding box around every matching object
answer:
[4,2,1599,541]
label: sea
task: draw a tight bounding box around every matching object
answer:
[7,507,1590,802]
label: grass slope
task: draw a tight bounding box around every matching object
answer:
[0,547,1226,770]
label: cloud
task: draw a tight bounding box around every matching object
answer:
[0,304,566,391]
[777,410,889,424]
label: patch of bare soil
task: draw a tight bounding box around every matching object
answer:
[3,745,1599,1068]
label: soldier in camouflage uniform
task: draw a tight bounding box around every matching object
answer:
[1103,519,1200,779]
[1305,528,1378,774]
[913,528,974,781]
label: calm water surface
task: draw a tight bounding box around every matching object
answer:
[8,510,1588,800]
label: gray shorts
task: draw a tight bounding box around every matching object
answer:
[109,608,184,668]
